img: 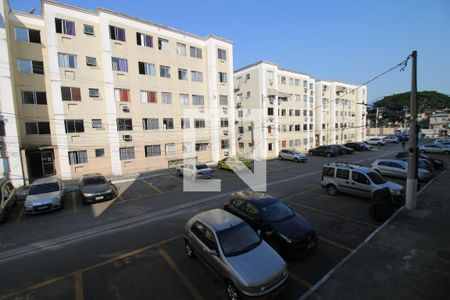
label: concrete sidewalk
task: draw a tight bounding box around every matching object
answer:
[304,170,450,300]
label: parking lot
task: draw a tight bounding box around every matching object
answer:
[0,143,448,300]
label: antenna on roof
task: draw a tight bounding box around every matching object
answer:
[29,8,36,14]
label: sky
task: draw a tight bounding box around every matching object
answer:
[9,0,450,103]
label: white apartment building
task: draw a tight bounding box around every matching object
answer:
[234,62,367,159]
[0,0,235,186]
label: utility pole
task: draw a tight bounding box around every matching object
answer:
[406,50,418,210]
[375,107,379,137]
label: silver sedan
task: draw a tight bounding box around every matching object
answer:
[184,209,288,300]
[419,144,450,154]
[371,159,432,181]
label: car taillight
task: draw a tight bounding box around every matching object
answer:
[224,202,229,210]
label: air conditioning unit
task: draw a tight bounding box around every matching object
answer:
[236,102,242,109]
[199,106,205,113]
[123,134,132,141]
[223,130,228,136]
[224,151,229,156]
[269,117,274,122]
[122,105,130,112]
[269,80,274,86]
[238,135,242,141]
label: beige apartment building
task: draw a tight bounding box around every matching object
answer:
[234,62,367,159]
[0,0,235,185]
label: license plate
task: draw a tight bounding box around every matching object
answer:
[37,205,49,211]
[307,242,315,249]
[95,196,104,200]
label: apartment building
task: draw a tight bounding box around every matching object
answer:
[234,61,316,159]
[233,62,367,160]
[0,0,235,185]
[315,80,367,145]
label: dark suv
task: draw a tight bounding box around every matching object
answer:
[308,145,339,157]
[224,191,317,256]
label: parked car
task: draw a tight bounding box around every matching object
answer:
[396,157,434,174]
[0,180,17,223]
[366,137,386,146]
[344,142,370,151]
[308,145,339,157]
[434,139,450,144]
[217,156,253,171]
[371,159,432,181]
[184,209,288,299]
[331,144,354,154]
[176,163,213,179]
[24,177,65,215]
[419,144,450,154]
[79,173,114,204]
[384,135,400,143]
[278,149,307,162]
[320,163,404,201]
[224,191,317,256]
[394,151,444,169]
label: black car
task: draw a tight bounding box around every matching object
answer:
[332,144,354,154]
[308,145,339,157]
[224,191,317,256]
[344,142,369,151]
[79,173,114,204]
[394,151,444,169]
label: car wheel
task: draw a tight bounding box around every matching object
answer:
[184,240,195,258]
[327,184,338,196]
[326,152,332,158]
[278,155,283,160]
[294,158,299,162]
[308,151,313,155]
[225,281,240,300]
[377,143,382,146]
[177,169,182,176]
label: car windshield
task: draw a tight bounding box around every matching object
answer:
[367,172,387,184]
[217,222,261,257]
[196,164,208,170]
[83,176,107,186]
[260,200,295,222]
[29,182,60,195]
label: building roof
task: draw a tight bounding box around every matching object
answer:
[234,60,311,77]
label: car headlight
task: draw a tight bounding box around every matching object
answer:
[83,193,94,197]
[390,189,402,195]
[52,197,61,204]
[105,188,113,194]
[24,200,33,208]
[278,233,292,244]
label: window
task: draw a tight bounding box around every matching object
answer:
[68,151,88,165]
[219,72,227,83]
[237,110,243,118]
[143,118,159,130]
[14,27,41,43]
[64,119,84,133]
[61,87,81,101]
[114,88,130,102]
[295,109,300,116]
[220,118,229,128]
[221,139,229,149]
[336,169,350,179]
[21,91,46,105]
[109,25,126,41]
[191,71,203,82]
[55,18,75,36]
[295,79,300,86]
[190,46,202,58]
[239,143,244,149]
[245,73,250,81]
[165,143,176,155]
[145,145,161,157]
[160,65,171,78]
[322,167,335,177]
[140,90,157,103]
[178,68,188,80]
[238,127,244,134]
[95,149,105,157]
[295,125,300,131]
[138,62,156,75]
[86,56,97,67]
[192,95,204,106]
[92,119,102,128]
[236,77,242,85]
[136,32,153,47]
[268,107,274,116]
[219,95,228,106]
[268,143,273,151]
[303,124,308,130]
[176,43,186,56]
[218,48,227,60]
[181,118,190,129]
[268,125,272,133]
[267,71,274,81]
[195,142,209,151]
[89,88,100,98]
[83,24,94,35]
[117,118,133,131]
[163,118,174,130]
[158,38,169,51]
[161,92,172,104]
[194,119,205,128]
[352,171,370,184]
[289,78,294,86]
[119,147,135,160]
[180,94,189,105]
[183,142,193,153]
[17,59,44,74]
[25,122,50,135]
[112,57,128,72]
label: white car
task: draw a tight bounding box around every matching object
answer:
[419,144,450,154]
[367,138,386,146]
[371,159,431,181]
[434,139,450,144]
[384,136,400,143]
[176,163,213,179]
[24,177,65,215]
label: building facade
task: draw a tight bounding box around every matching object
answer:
[233,62,367,160]
[0,0,235,185]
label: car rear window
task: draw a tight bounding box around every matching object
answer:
[322,167,335,177]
